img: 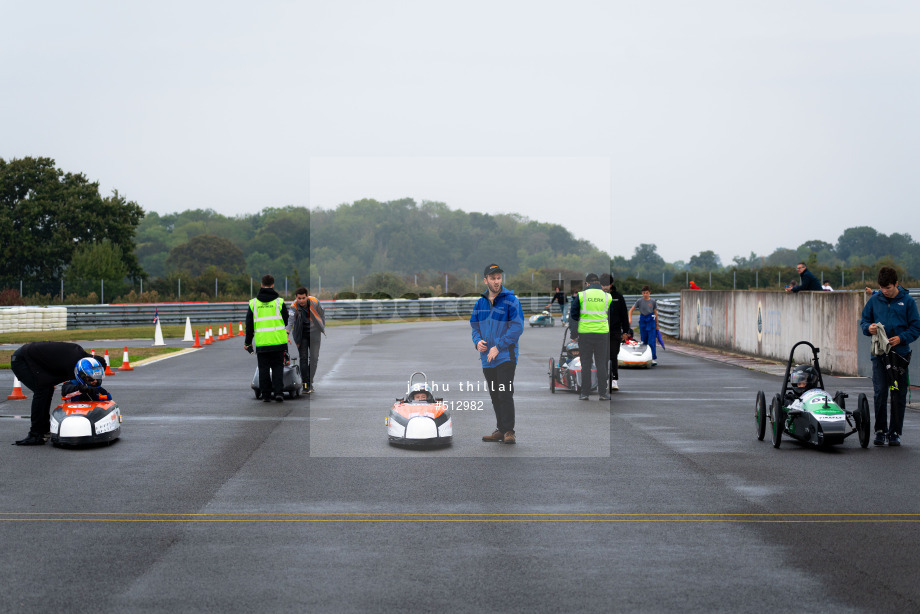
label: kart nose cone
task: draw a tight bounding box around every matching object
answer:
[59,416,92,438]
[405,417,438,439]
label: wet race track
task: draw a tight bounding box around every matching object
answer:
[2,321,919,613]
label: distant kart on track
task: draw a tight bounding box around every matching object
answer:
[755,340,870,449]
[618,336,653,369]
[529,311,555,327]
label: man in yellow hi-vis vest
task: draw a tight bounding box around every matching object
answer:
[244,274,290,402]
[568,273,612,401]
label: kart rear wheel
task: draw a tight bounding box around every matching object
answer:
[549,357,556,394]
[770,394,783,449]
[857,393,871,448]
[755,391,767,441]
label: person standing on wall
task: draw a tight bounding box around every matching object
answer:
[568,273,612,401]
[785,262,822,292]
[244,274,290,402]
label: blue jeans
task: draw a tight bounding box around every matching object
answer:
[871,355,908,435]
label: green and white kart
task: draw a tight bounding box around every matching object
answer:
[755,341,871,449]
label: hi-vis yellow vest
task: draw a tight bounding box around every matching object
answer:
[577,288,611,334]
[249,297,286,347]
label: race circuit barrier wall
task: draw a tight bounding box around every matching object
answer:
[657,300,681,337]
[0,306,68,333]
[14,297,567,331]
[4,293,684,334]
[678,289,920,381]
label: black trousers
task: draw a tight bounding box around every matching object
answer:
[483,360,516,434]
[257,350,285,398]
[10,351,56,436]
[871,355,908,435]
[578,332,609,397]
[305,333,321,385]
[609,336,619,383]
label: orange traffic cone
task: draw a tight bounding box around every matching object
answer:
[205,327,212,345]
[7,375,27,400]
[119,347,134,371]
[103,349,115,375]
[238,322,243,336]
[228,323,235,337]
[193,330,203,348]
[91,348,96,357]
[218,326,224,341]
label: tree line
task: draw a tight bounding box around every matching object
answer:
[614,230,920,292]
[3,157,913,305]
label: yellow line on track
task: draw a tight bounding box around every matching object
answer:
[1,513,919,523]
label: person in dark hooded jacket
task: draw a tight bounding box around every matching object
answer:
[244,274,290,402]
[10,342,105,445]
[786,262,822,293]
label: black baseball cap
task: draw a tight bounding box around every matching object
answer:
[483,264,503,277]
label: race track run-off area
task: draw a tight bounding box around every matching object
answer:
[2,320,919,613]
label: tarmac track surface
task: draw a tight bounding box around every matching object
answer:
[1,321,919,613]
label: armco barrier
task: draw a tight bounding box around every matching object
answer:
[6,293,683,332]
[54,296,565,330]
[657,299,681,337]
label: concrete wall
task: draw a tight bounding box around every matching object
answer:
[679,290,866,375]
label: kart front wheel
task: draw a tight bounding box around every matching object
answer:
[770,394,783,449]
[857,393,871,448]
[755,391,766,441]
[549,357,556,394]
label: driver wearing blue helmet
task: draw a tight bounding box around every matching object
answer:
[61,357,112,403]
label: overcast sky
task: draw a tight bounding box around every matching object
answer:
[3,1,918,265]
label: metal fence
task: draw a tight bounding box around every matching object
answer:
[2,293,683,330]
[656,299,681,337]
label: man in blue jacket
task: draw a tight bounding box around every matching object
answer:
[860,266,920,446]
[471,263,524,444]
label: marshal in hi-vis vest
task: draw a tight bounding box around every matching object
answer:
[249,297,287,347]
[577,288,611,334]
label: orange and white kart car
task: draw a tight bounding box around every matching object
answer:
[386,372,452,447]
[618,334,653,369]
[49,399,122,446]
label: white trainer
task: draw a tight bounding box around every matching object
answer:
[610,380,619,391]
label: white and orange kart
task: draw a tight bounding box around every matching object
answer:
[618,337,653,369]
[386,372,452,447]
[49,399,122,446]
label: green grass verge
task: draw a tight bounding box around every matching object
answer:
[1,346,185,370]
